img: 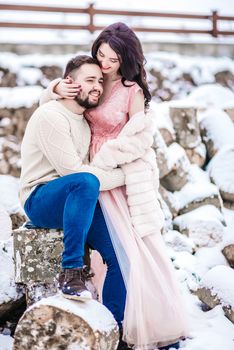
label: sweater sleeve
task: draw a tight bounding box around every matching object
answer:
[40,78,62,105]
[36,111,125,191]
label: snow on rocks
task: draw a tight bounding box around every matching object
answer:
[199,108,234,159]
[207,145,234,203]
[195,266,234,323]
[173,205,225,248]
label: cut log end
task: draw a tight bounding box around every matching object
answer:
[13,297,119,350]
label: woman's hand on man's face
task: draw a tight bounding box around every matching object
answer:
[54,76,82,100]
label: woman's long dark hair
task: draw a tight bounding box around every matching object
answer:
[92,22,151,109]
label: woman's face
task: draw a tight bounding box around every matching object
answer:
[96,43,121,76]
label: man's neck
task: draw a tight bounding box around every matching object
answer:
[59,99,85,116]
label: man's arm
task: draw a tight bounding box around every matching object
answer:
[36,111,124,190]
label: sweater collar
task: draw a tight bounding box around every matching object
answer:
[54,100,84,121]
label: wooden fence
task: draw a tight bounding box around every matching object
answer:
[0,3,234,37]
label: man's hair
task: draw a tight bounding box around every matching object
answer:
[63,55,100,79]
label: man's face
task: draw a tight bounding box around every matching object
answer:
[71,63,104,109]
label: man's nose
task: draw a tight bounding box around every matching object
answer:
[93,83,103,93]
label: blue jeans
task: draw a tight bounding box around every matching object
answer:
[24,173,126,326]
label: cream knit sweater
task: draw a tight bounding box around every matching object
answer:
[19,100,125,206]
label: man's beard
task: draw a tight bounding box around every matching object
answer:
[75,94,99,109]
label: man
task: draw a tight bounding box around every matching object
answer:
[19,56,126,333]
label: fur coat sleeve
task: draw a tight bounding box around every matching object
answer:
[91,111,164,238]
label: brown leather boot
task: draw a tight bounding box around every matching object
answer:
[59,267,92,301]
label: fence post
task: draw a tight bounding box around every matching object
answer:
[211,10,218,37]
[87,3,95,33]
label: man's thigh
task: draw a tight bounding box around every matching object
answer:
[24,173,90,228]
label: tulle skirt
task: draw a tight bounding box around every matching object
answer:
[91,186,189,349]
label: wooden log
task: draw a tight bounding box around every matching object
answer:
[159,185,179,218]
[184,142,206,167]
[13,228,97,305]
[158,127,176,146]
[169,106,201,148]
[178,194,222,215]
[153,129,171,178]
[195,266,234,324]
[13,228,63,284]
[224,108,234,123]
[10,212,27,230]
[173,165,223,215]
[150,101,176,146]
[173,205,225,248]
[0,238,25,319]
[13,295,119,350]
[208,145,234,203]
[160,143,191,192]
[222,244,234,268]
[199,109,234,159]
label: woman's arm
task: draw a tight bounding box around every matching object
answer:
[40,77,81,105]
[129,89,145,117]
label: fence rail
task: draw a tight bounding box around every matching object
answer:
[0,4,234,37]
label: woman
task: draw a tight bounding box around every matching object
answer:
[41,22,189,350]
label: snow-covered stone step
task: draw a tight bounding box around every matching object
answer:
[13,295,119,350]
[195,265,234,324]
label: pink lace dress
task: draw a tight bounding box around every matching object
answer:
[85,80,189,349]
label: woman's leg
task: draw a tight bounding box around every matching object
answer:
[87,202,126,327]
[24,172,100,268]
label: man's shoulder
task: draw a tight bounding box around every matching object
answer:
[33,101,68,123]
[37,100,60,114]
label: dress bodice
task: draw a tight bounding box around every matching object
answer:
[85,80,141,156]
